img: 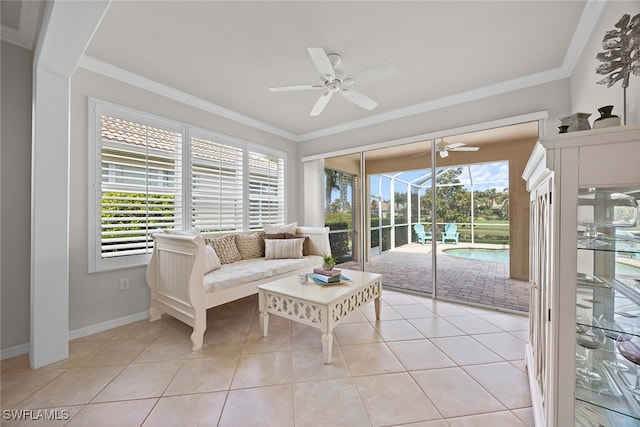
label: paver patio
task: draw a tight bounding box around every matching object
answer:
[338,242,530,313]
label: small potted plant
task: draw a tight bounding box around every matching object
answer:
[322,253,337,271]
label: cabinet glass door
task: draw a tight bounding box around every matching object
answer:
[576,186,640,424]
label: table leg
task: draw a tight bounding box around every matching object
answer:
[322,332,333,364]
[374,296,381,320]
[259,311,269,337]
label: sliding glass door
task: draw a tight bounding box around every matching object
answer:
[310,120,538,313]
[324,153,362,271]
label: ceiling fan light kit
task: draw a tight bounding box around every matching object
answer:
[269,47,398,116]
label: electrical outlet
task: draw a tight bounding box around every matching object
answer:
[119,277,130,291]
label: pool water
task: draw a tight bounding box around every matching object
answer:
[443,247,640,274]
[443,248,509,263]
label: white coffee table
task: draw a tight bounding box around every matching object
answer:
[258,268,382,364]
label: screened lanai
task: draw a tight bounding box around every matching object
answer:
[334,161,527,312]
[369,162,510,253]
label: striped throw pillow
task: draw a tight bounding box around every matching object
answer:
[264,238,304,259]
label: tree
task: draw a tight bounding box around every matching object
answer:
[420,168,470,223]
[324,170,340,214]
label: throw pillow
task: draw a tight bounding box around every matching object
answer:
[235,232,264,260]
[205,234,242,264]
[264,233,286,240]
[263,222,297,235]
[285,233,310,256]
[204,245,221,273]
[264,238,304,260]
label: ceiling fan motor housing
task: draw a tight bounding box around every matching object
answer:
[327,53,342,68]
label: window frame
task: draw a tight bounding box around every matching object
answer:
[88,98,287,272]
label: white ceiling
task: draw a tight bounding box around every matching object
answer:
[4,1,597,143]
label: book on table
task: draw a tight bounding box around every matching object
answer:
[309,273,341,283]
[313,267,341,277]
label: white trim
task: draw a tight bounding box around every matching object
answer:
[0,343,30,360]
[87,97,99,273]
[1,26,30,50]
[297,69,565,142]
[68,311,149,341]
[79,54,565,144]
[0,311,151,360]
[302,111,549,162]
[560,0,608,76]
[0,0,44,50]
[78,56,299,142]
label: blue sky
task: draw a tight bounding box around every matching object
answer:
[327,161,509,203]
[369,161,509,198]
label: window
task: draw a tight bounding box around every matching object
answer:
[191,135,244,233]
[248,151,285,229]
[89,99,286,272]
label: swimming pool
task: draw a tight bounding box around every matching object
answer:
[442,248,509,263]
[443,247,640,274]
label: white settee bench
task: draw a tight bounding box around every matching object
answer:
[146,226,330,350]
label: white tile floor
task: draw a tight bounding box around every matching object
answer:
[1,289,534,426]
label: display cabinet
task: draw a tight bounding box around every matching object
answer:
[523,125,640,427]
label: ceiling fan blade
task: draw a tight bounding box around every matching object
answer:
[340,88,378,110]
[451,146,480,151]
[443,142,465,150]
[344,63,397,85]
[269,84,323,92]
[310,91,333,116]
[307,47,335,81]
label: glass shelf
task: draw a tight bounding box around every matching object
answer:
[577,232,640,254]
[575,343,640,421]
[576,398,640,427]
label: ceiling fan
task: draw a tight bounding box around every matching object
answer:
[437,140,480,158]
[269,47,397,116]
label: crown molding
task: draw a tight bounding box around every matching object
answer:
[80,53,569,144]
[78,56,299,142]
[1,26,27,49]
[560,0,607,76]
[297,67,569,142]
[0,0,44,50]
[77,0,605,143]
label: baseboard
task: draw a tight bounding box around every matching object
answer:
[0,343,30,360]
[68,311,149,341]
[1,311,149,360]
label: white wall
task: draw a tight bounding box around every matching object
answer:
[0,42,33,353]
[68,68,299,332]
[571,1,640,126]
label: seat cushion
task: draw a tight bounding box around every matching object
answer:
[203,255,322,293]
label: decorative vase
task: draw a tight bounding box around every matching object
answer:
[560,113,592,132]
[558,125,569,134]
[323,262,335,271]
[593,105,621,129]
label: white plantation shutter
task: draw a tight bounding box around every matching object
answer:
[99,115,182,260]
[89,99,287,271]
[248,151,285,229]
[191,136,244,232]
